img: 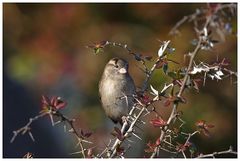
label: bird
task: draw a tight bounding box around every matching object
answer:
[99,57,136,126]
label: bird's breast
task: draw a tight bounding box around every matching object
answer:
[100,77,133,121]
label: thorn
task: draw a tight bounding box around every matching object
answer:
[69,128,74,133]
[126,138,134,143]
[49,113,55,126]
[82,139,93,144]
[133,124,144,132]
[143,111,150,117]
[75,141,80,148]
[132,132,142,140]
[54,120,61,125]
[64,124,66,132]
[69,151,82,155]
[229,146,233,152]
[10,136,15,143]
[136,119,146,125]
[28,131,35,142]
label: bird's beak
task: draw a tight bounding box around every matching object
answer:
[119,68,127,74]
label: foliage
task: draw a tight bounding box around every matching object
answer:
[7,3,237,158]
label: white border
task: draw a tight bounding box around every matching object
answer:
[0,0,239,2]
[0,1,239,160]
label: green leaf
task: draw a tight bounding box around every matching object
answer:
[189,143,197,155]
[168,71,178,79]
[94,48,102,54]
[162,64,168,74]
[167,69,185,80]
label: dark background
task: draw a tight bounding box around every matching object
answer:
[3,3,237,158]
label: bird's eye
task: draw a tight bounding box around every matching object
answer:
[115,65,119,68]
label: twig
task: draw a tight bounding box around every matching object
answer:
[55,111,89,158]
[150,7,213,159]
[141,41,171,93]
[150,4,237,157]
[10,111,49,143]
[150,103,178,158]
[177,37,202,97]
[10,96,91,158]
[197,147,237,158]
[169,3,236,36]
[110,106,146,157]
[78,138,86,158]
[107,41,171,158]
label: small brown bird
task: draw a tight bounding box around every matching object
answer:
[99,58,136,125]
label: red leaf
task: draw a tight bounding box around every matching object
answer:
[55,101,67,110]
[145,141,157,153]
[116,145,124,155]
[164,96,176,107]
[206,124,215,128]
[111,127,124,141]
[41,95,50,106]
[51,96,57,107]
[155,137,161,146]
[176,142,191,152]
[173,79,183,86]
[221,58,230,66]
[196,120,214,137]
[84,132,92,138]
[156,59,168,69]
[176,144,185,152]
[87,41,107,49]
[202,128,211,137]
[164,99,171,107]
[150,118,167,127]
[147,142,156,148]
[41,95,67,110]
[81,129,92,138]
[141,94,151,105]
[195,120,205,128]
[184,141,192,148]
[114,127,121,135]
[144,148,154,153]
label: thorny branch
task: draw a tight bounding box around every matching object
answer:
[197,146,237,158]
[10,96,93,158]
[150,3,237,158]
[150,27,203,159]
[179,131,200,158]
[94,4,237,157]
[190,60,237,85]
[11,3,237,158]
[10,112,48,143]
[102,41,172,158]
[169,3,236,36]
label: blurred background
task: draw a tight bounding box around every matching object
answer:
[3,3,237,158]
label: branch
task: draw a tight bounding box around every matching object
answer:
[10,96,92,158]
[142,40,170,92]
[169,3,236,36]
[197,147,237,158]
[108,41,172,158]
[150,8,213,159]
[10,111,48,143]
[177,37,202,97]
[110,105,146,157]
